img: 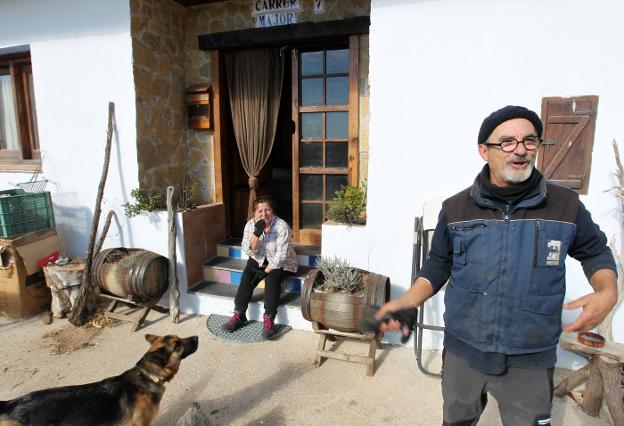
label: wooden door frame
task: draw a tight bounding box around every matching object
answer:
[211,35,362,244]
[291,35,359,244]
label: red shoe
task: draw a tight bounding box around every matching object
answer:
[262,313,278,339]
[222,312,247,332]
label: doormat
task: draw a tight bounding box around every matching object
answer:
[206,314,292,342]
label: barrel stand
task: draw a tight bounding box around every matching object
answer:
[554,332,624,425]
[99,292,161,332]
[312,322,383,376]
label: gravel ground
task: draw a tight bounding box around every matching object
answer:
[0,310,612,425]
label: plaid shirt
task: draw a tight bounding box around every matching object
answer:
[241,215,298,272]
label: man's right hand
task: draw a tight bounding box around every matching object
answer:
[376,300,407,333]
[253,219,265,237]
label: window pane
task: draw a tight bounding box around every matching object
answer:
[326,142,348,168]
[301,112,322,139]
[327,175,348,201]
[301,203,323,229]
[27,72,39,150]
[301,51,323,75]
[300,174,323,200]
[300,142,323,167]
[0,75,20,151]
[326,77,348,105]
[326,112,348,139]
[301,78,323,106]
[326,49,348,74]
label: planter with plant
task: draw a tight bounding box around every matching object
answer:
[326,182,367,226]
[300,255,389,332]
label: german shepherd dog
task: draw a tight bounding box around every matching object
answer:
[0,334,198,426]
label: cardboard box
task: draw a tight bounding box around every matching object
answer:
[0,228,59,318]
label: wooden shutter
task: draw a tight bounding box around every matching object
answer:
[537,96,598,194]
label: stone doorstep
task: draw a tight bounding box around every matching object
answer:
[201,256,312,293]
[216,240,320,267]
[188,280,301,308]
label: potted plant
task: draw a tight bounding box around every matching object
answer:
[300,256,389,332]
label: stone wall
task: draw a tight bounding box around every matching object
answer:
[184,0,371,186]
[130,0,370,206]
[190,0,370,34]
[131,0,188,198]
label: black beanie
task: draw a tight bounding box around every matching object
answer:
[478,105,543,145]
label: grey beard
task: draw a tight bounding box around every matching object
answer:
[502,158,534,183]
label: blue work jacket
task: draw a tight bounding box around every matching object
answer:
[419,173,616,354]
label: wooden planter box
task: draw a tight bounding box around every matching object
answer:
[300,268,390,332]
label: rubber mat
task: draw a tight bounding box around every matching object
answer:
[206,314,291,342]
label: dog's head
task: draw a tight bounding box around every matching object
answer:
[138,334,198,383]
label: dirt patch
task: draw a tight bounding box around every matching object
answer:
[43,312,119,355]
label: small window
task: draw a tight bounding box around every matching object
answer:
[0,48,40,170]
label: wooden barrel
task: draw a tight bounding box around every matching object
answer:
[93,248,169,300]
[300,268,390,332]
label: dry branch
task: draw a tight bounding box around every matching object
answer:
[70,102,115,326]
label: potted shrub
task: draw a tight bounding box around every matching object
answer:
[300,256,389,332]
[326,183,367,225]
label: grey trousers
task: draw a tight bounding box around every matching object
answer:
[441,350,554,426]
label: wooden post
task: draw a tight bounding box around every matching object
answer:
[70,102,115,326]
[167,186,180,323]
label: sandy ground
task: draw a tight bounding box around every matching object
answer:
[0,309,613,426]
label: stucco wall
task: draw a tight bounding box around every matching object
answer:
[0,0,141,257]
[347,0,624,366]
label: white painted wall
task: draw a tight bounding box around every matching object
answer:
[325,0,624,366]
[0,0,141,257]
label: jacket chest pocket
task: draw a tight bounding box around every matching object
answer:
[449,223,488,266]
[533,221,571,268]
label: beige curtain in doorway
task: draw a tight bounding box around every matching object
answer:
[225,48,285,218]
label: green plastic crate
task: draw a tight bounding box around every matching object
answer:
[0,189,55,237]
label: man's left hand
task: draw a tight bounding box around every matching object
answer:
[563,288,617,332]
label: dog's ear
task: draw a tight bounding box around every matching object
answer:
[144,347,168,366]
[145,334,159,344]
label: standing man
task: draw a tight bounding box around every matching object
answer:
[378,106,618,425]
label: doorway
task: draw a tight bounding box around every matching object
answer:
[221,36,359,243]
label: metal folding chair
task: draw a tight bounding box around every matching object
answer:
[412,198,446,378]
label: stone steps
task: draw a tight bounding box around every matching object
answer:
[186,239,320,327]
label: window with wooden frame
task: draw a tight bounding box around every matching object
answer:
[537,96,598,194]
[0,49,40,170]
[292,36,359,244]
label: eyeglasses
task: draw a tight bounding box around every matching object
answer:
[484,136,542,153]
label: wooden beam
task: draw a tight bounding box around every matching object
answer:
[199,16,370,51]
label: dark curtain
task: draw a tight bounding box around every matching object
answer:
[225,48,285,218]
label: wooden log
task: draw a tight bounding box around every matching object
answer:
[581,356,604,417]
[167,186,179,323]
[597,355,624,425]
[559,332,624,363]
[554,364,589,398]
[70,102,114,326]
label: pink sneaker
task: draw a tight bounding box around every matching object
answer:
[262,313,278,339]
[222,312,247,332]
